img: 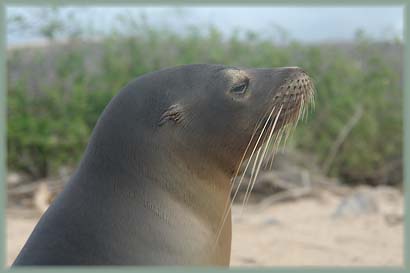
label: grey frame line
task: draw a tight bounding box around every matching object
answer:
[2,0,410,6]
[0,1,408,272]
[0,2,5,271]
[403,2,410,272]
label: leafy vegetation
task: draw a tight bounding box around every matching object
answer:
[6,10,403,185]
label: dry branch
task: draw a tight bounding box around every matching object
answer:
[322,104,364,174]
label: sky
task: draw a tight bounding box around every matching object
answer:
[6,6,404,46]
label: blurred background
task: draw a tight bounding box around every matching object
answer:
[5,5,404,267]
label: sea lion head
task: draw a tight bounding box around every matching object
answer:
[151,64,315,177]
[57,64,315,265]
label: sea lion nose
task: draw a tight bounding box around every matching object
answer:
[281,66,302,70]
[273,67,311,87]
[278,66,306,77]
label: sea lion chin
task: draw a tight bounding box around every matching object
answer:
[13,64,314,266]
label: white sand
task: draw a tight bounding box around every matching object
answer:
[6,188,403,267]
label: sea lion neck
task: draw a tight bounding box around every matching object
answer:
[81,133,232,227]
[73,138,233,263]
[75,97,232,230]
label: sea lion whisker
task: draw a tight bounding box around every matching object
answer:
[214,107,272,247]
[244,124,275,207]
[240,105,278,213]
[215,149,261,247]
[282,96,297,148]
[242,105,283,209]
[267,124,286,170]
[226,113,265,200]
[243,105,283,207]
[293,100,303,131]
[247,148,262,193]
[264,116,282,167]
[227,108,271,205]
[304,96,309,121]
[299,93,306,121]
[241,142,263,214]
[281,84,314,156]
[225,125,260,188]
[262,133,279,170]
[245,117,272,200]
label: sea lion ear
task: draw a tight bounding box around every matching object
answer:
[158,104,184,126]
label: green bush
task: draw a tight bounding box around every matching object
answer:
[7,17,403,185]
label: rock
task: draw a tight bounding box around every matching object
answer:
[6,172,28,185]
[262,217,281,226]
[332,191,379,218]
[33,182,51,214]
[384,213,403,226]
[58,166,73,182]
[240,257,257,264]
[372,186,402,204]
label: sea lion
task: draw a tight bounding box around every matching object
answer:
[12,64,314,266]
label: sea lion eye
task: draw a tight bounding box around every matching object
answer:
[230,81,248,94]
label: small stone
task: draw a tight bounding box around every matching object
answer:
[241,257,257,264]
[7,172,26,185]
[332,191,379,219]
[263,217,281,226]
[384,213,403,226]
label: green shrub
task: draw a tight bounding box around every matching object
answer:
[7,17,403,185]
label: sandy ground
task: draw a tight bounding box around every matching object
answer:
[6,187,403,267]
